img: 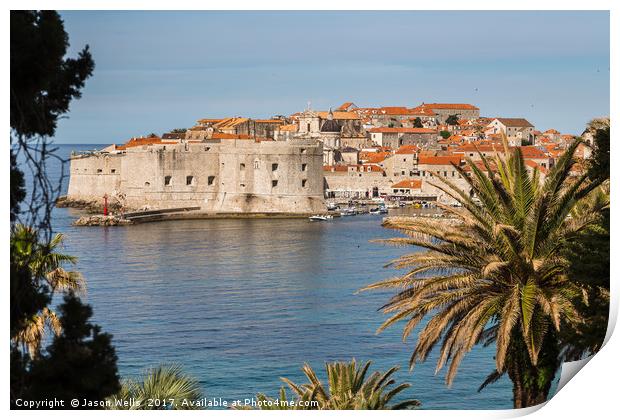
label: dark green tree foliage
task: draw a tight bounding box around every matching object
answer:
[10,10,119,408]
[11,11,94,138]
[587,126,610,184]
[413,117,423,128]
[559,125,611,360]
[561,209,609,361]
[445,114,459,126]
[10,226,51,339]
[440,130,451,139]
[20,295,121,407]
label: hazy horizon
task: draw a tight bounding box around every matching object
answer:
[53,10,610,144]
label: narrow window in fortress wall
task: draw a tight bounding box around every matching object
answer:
[301,163,307,171]
[272,163,278,171]
[208,176,215,185]
[186,176,194,185]
[302,179,307,188]
[164,175,172,186]
[272,180,278,187]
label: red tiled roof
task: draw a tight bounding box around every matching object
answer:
[395,145,420,155]
[336,102,354,111]
[116,137,175,150]
[392,179,423,189]
[418,155,462,165]
[360,151,391,163]
[423,103,479,110]
[254,119,285,124]
[518,146,548,159]
[525,160,549,174]
[409,105,436,116]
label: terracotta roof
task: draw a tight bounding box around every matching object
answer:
[254,119,285,124]
[361,151,391,163]
[392,179,423,189]
[409,105,437,116]
[544,129,560,134]
[423,103,479,110]
[278,124,298,132]
[525,160,549,174]
[214,117,249,129]
[378,106,415,115]
[395,145,420,154]
[518,146,548,159]
[336,102,355,111]
[418,155,462,165]
[116,137,176,150]
[368,127,437,134]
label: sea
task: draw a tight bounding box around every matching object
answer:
[17,143,518,409]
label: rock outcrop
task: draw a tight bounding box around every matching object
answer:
[73,215,133,226]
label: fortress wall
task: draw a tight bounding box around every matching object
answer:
[203,139,325,213]
[66,139,325,213]
[67,154,122,200]
[120,143,220,209]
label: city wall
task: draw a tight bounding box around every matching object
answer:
[67,139,325,214]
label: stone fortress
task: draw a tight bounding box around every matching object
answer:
[67,129,325,214]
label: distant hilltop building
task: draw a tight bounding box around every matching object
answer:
[67,126,325,214]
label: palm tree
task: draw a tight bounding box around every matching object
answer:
[362,138,605,408]
[249,359,420,410]
[10,224,85,356]
[108,364,203,410]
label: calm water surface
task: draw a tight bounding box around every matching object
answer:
[28,144,517,409]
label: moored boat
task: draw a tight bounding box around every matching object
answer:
[309,215,333,221]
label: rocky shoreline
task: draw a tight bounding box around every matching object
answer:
[56,195,127,214]
[73,214,133,226]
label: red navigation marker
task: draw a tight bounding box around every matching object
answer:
[103,193,108,216]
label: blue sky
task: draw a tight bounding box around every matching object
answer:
[55,11,609,144]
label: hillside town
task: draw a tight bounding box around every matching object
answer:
[87,101,593,211]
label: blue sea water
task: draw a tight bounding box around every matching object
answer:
[19,144,515,409]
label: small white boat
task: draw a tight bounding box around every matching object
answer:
[339,208,356,216]
[309,215,333,221]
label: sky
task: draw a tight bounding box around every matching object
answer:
[54,11,610,144]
